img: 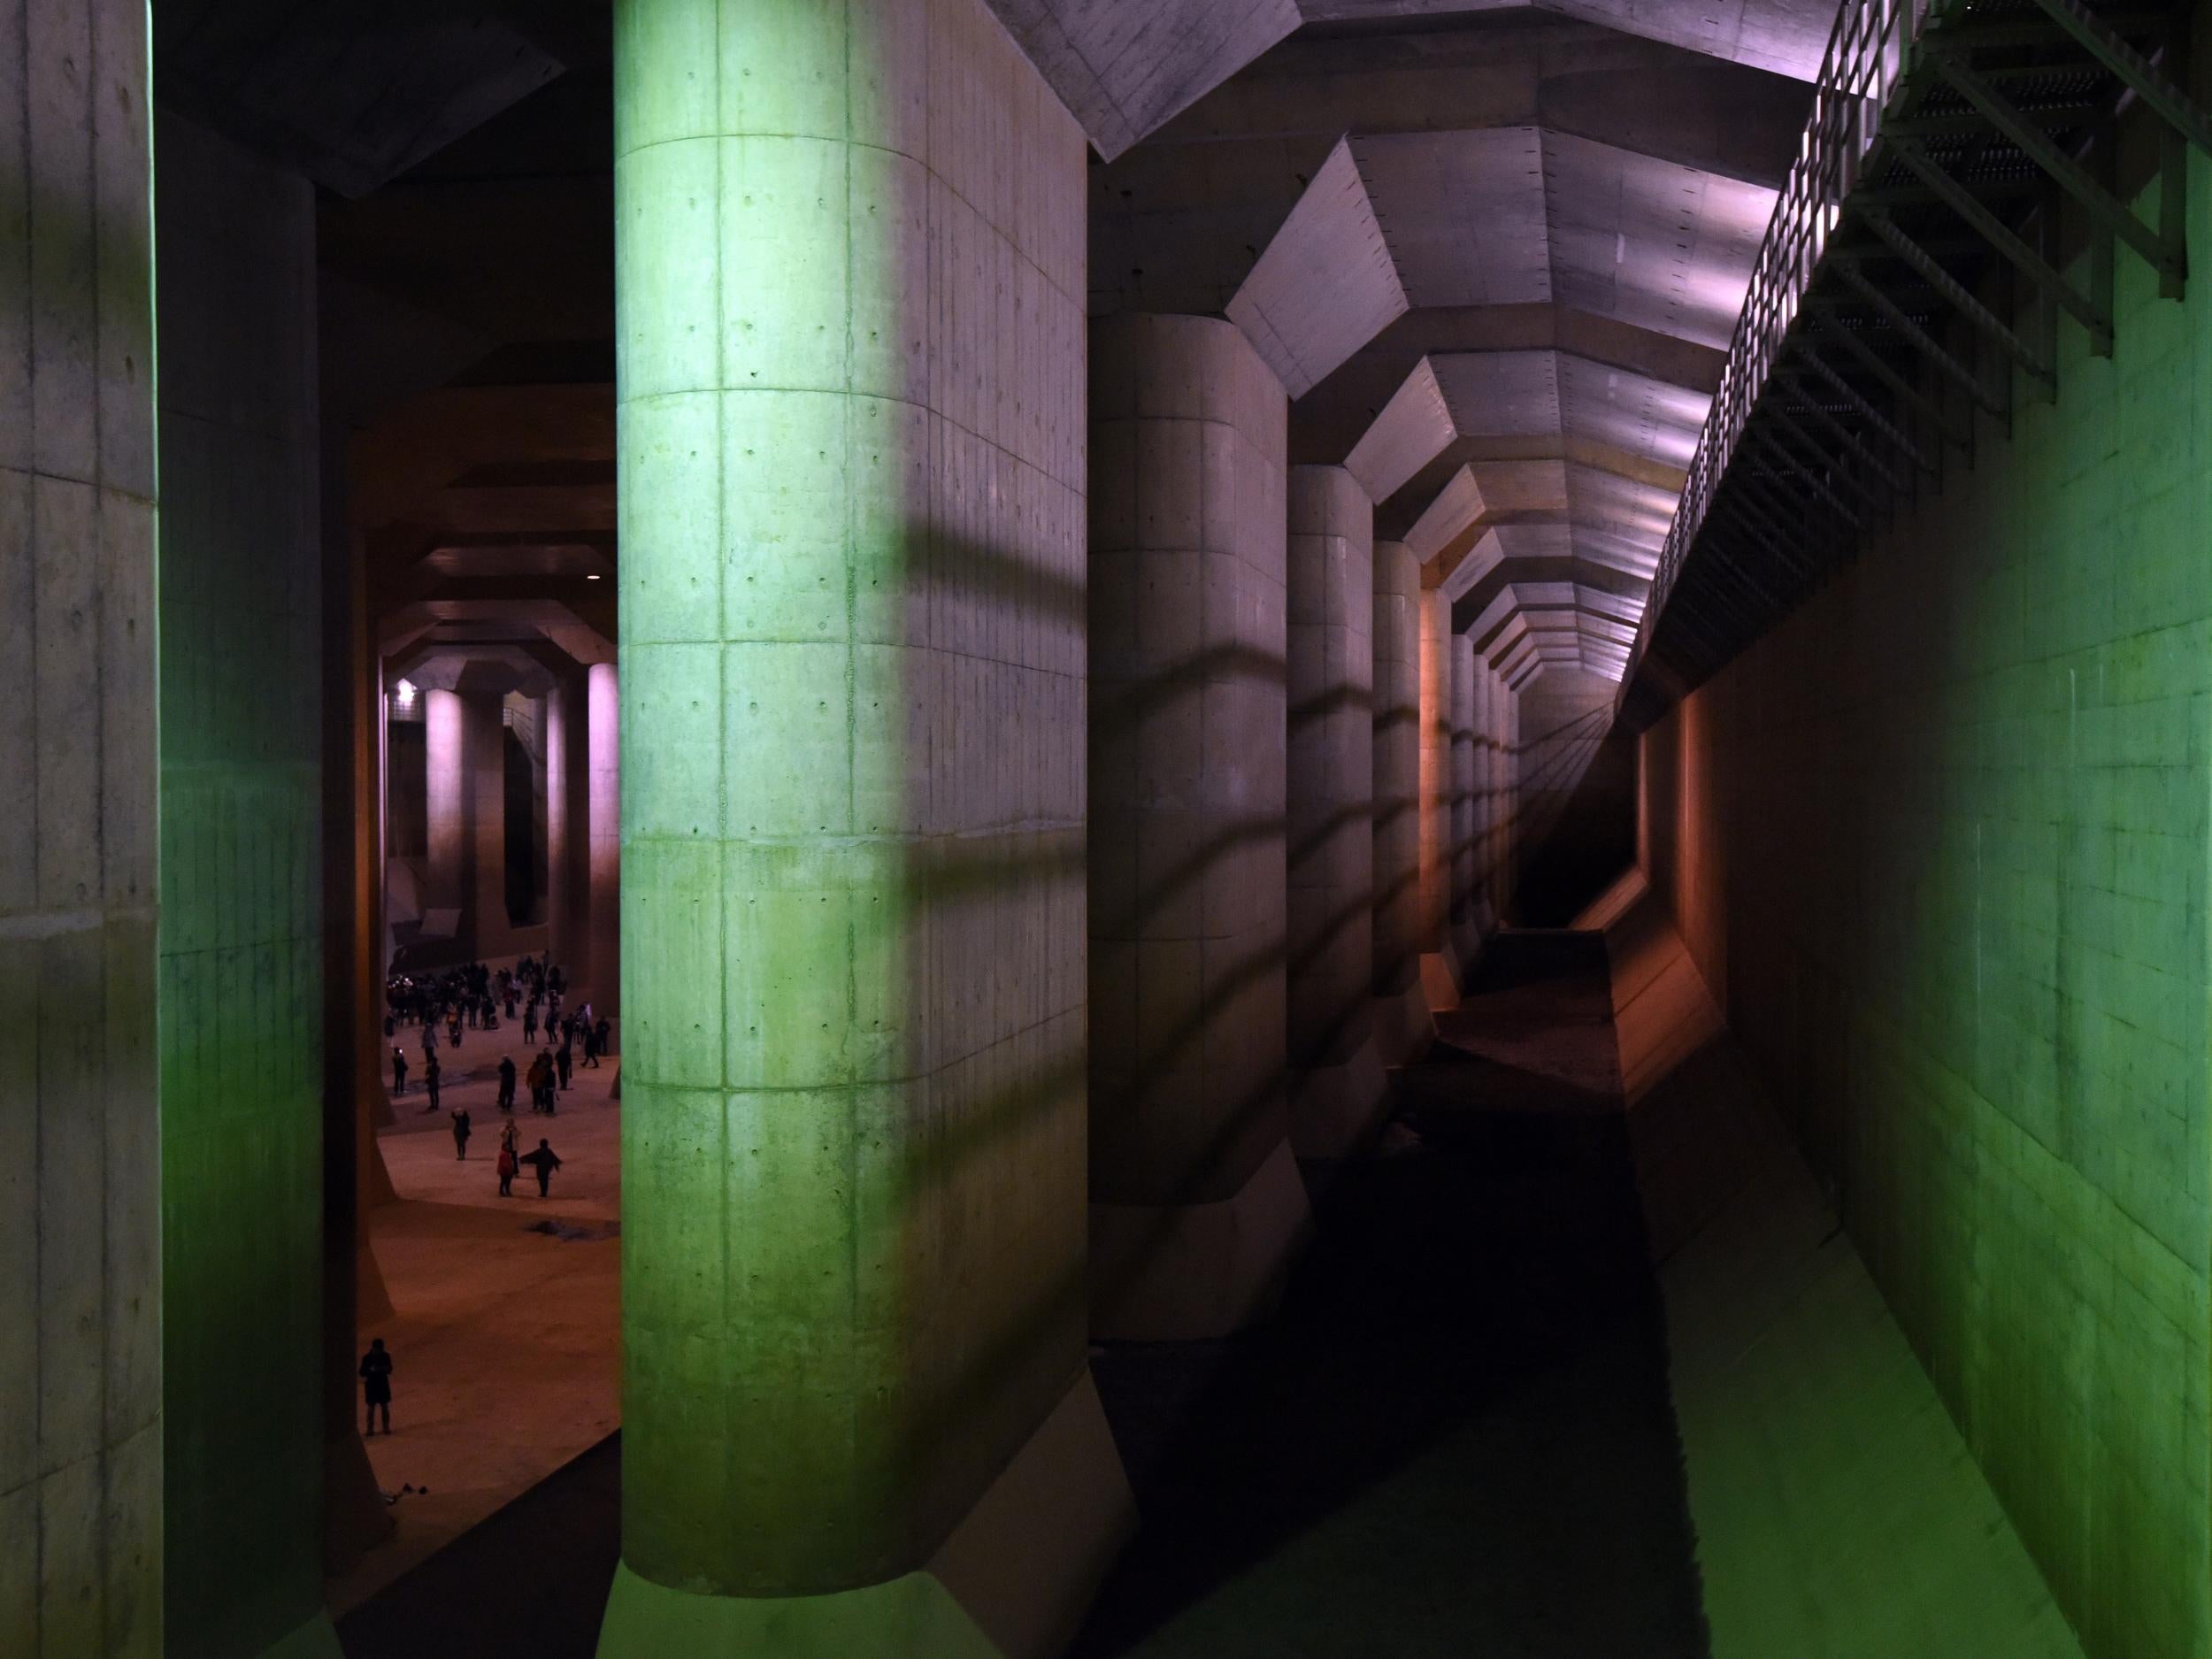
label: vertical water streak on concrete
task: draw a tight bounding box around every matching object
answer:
[1370,541,1430,1062]
[584,660,618,1013]
[606,0,1127,1649]
[0,1,161,1651]
[1087,311,1308,1340]
[1283,464,1386,1157]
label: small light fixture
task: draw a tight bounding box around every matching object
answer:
[587,573,603,580]
[396,678,417,708]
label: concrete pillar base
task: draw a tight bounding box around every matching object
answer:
[1089,1139,1315,1340]
[1449,910,1488,982]
[1420,946,1464,1013]
[358,1241,395,1328]
[324,1425,396,1574]
[255,1610,346,1659]
[1288,1041,1392,1160]
[596,1371,1133,1659]
[1372,979,1435,1067]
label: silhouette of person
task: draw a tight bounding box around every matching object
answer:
[391,1047,407,1096]
[452,1107,472,1160]
[496,1053,517,1111]
[423,1052,442,1115]
[518,1139,563,1197]
[359,1337,394,1435]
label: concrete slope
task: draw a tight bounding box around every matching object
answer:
[1605,894,2085,1659]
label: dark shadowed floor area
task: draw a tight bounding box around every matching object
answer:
[1073,933,1709,1657]
[339,933,1707,1658]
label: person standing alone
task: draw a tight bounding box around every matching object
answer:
[452,1106,472,1160]
[519,1138,563,1197]
[359,1338,395,1435]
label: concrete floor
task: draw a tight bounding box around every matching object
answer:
[1073,932,1708,1658]
[328,1015,623,1617]
[335,935,1704,1659]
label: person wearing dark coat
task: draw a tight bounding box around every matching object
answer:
[518,1140,563,1197]
[392,1047,408,1096]
[424,1052,442,1114]
[496,1054,517,1112]
[452,1107,472,1160]
[359,1338,395,1435]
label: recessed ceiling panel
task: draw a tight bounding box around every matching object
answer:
[1542,132,1778,350]
[1353,130,1552,309]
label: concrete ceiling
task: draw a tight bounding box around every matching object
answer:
[1295,0,1836,82]
[986,0,1832,167]
[1092,7,1815,687]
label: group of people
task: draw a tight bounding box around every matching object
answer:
[383,954,593,1201]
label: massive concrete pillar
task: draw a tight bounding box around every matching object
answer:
[155,111,340,1659]
[544,671,589,979]
[1283,465,1386,1158]
[1448,631,1482,970]
[585,660,618,1013]
[421,687,465,912]
[1371,541,1432,1062]
[0,4,161,1649]
[606,1,1129,1651]
[318,412,394,1576]
[1088,311,1309,1340]
[464,690,517,958]
[1416,586,1458,1002]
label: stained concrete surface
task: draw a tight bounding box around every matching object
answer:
[1073,933,1709,1658]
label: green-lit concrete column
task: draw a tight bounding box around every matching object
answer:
[1283,465,1386,1157]
[154,112,339,1659]
[1,2,160,1650]
[607,1,1130,1652]
[1371,541,1431,1061]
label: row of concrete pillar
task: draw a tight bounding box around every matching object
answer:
[414,665,619,1010]
[2,3,1522,1654]
[1084,316,1523,1347]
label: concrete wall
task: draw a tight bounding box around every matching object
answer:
[1476,656,1518,928]
[421,687,464,910]
[1283,465,1385,1156]
[154,111,334,1659]
[1603,882,2083,1659]
[1089,311,1308,1337]
[1,1,162,1649]
[1416,588,1452,979]
[1637,161,2212,1659]
[1371,540,1429,1058]
[463,691,518,957]
[584,661,618,1011]
[610,0,1127,1647]
[542,672,588,982]
[1448,631,1479,967]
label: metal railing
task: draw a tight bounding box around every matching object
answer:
[1622,0,1935,687]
